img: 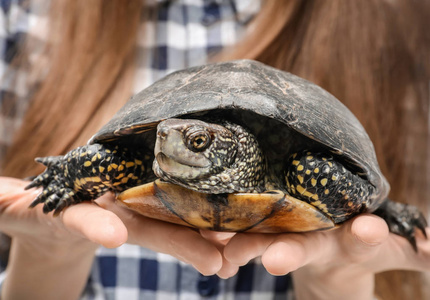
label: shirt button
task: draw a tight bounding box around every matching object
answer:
[197,275,219,297]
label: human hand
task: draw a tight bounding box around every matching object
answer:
[0,176,121,253]
[222,214,430,300]
[0,176,127,299]
[1,176,225,275]
[1,176,226,299]
[95,194,226,275]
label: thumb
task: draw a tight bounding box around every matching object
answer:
[340,214,389,260]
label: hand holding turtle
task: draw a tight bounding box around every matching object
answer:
[222,214,430,300]
[0,176,116,299]
[0,177,225,299]
[95,195,226,276]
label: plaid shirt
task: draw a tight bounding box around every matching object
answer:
[0,0,294,299]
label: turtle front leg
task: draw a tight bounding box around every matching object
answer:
[373,200,427,251]
[26,143,152,215]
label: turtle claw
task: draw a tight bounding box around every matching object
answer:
[30,187,76,215]
[53,194,73,216]
[26,156,78,214]
[35,156,63,167]
[27,167,77,215]
[43,193,61,214]
[374,199,428,252]
[25,157,63,190]
[25,176,46,190]
[29,191,46,208]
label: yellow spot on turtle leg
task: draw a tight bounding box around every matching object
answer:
[115,173,125,180]
[311,178,317,186]
[285,177,291,189]
[126,162,135,168]
[292,160,300,166]
[303,190,318,200]
[320,178,328,186]
[74,179,82,188]
[84,161,92,167]
[297,175,304,184]
[311,200,329,213]
[296,185,306,195]
[297,165,304,171]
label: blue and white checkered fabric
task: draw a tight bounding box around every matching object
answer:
[1,0,294,299]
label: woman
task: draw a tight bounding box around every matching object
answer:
[1,0,429,299]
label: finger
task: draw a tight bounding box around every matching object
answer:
[224,233,276,265]
[101,198,223,275]
[199,230,239,278]
[216,259,240,279]
[343,214,389,261]
[261,234,316,275]
[0,177,35,214]
[200,230,236,246]
[167,226,223,275]
[61,200,128,249]
[261,215,389,275]
[0,177,28,193]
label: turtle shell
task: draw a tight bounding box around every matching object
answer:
[90,59,389,211]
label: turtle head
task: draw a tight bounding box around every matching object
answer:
[153,119,238,181]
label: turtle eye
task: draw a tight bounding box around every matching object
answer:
[186,131,211,152]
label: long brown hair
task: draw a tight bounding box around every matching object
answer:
[3,0,144,177]
[2,0,429,299]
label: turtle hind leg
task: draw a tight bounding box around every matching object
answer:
[373,199,427,252]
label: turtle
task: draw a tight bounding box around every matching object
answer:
[27,59,427,250]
